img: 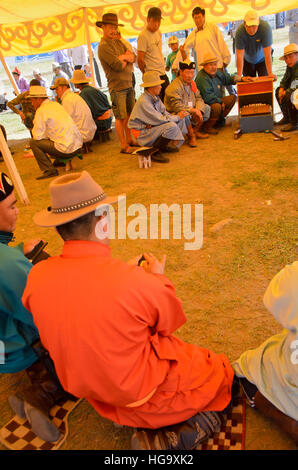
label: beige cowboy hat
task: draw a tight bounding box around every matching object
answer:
[70,69,90,84]
[140,71,165,88]
[28,85,49,98]
[50,77,70,90]
[200,54,218,66]
[34,171,119,227]
[96,13,124,28]
[279,43,298,60]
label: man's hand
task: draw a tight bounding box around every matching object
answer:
[177,110,189,120]
[268,73,277,81]
[191,108,203,123]
[221,101,225,111]
[127,255,142,266]
[19,111,25,121]
[141,253,166,275]
[23,239,41,256]
[278,87,286,101]
[180,44,187,61]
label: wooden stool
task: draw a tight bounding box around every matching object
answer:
[138,154,151,169]
[59,153,83,172]
[96,129,111,143]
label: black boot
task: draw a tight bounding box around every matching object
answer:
[153,136,178,153]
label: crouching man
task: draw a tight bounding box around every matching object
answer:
[165,59,211,147]
[195,54,240,134]
[128,71,188,163]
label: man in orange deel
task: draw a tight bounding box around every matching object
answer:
[23,171,237,450]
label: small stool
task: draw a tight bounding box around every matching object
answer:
[83,142,92,154]
[96,129,111,143]
[59,153,83,172]
[138,154,151,169]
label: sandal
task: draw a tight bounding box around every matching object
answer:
[120,146,137,154]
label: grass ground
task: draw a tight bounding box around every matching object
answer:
[0,26,297,451]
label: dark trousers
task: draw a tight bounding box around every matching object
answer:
[275,87,298,124]
[159,74,170,103]
[243,59,268,77]
[30,138,81,172]
[210,95,236,121]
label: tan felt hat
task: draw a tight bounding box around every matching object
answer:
[70,69,90,84]
[279,43,298,60]
[140,71,165,88]
[34,171,119,227]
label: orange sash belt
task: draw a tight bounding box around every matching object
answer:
[125,387,157,408]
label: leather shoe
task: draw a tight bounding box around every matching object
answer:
[281,123,298,132]
[36,170,58,180]
[151,152,170,163]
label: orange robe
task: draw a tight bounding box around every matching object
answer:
[22,241,234,428]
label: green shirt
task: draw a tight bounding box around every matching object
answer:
[166,51,179,81]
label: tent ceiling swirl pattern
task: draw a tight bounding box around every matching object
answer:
[0,0,295,57]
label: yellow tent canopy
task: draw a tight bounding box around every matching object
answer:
[0,0,296,57]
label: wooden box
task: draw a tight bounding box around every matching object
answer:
[237,78,274,133]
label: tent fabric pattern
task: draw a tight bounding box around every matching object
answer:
[0,1,296,57]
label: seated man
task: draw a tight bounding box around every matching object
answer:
[233,262,298,445]
[128,71,188,163]
[0,172,70,442]
[275,43,298,132]
[165,59,210,147]
[70,70,112,134]
[22,171,236,450]
[7,79,40,133]
[29,85,83,180]
[50,77,96,146]
[195,54,240,134]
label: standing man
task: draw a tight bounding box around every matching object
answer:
[97,13,136,154]
[166,36,180,81]
[285,9,298,44]
[68,45,88,70]
[29,85,83,180]
[32,69,49,90]
[172,7,231,78]
[53,49,73,79]
[137,7,169,102]
[12,68,29,94]
[275,43,298,132]
[50,77,97,144]
[235,10,277,79]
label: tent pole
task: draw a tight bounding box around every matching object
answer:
[0,128,30,205]
[0,50,19,96]
[83,7,96,87]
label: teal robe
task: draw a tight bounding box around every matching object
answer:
[0,231,38,373]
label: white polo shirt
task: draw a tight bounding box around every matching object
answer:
[172,23,231,71]
[32,99,83,153]
[61,89,97,143]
